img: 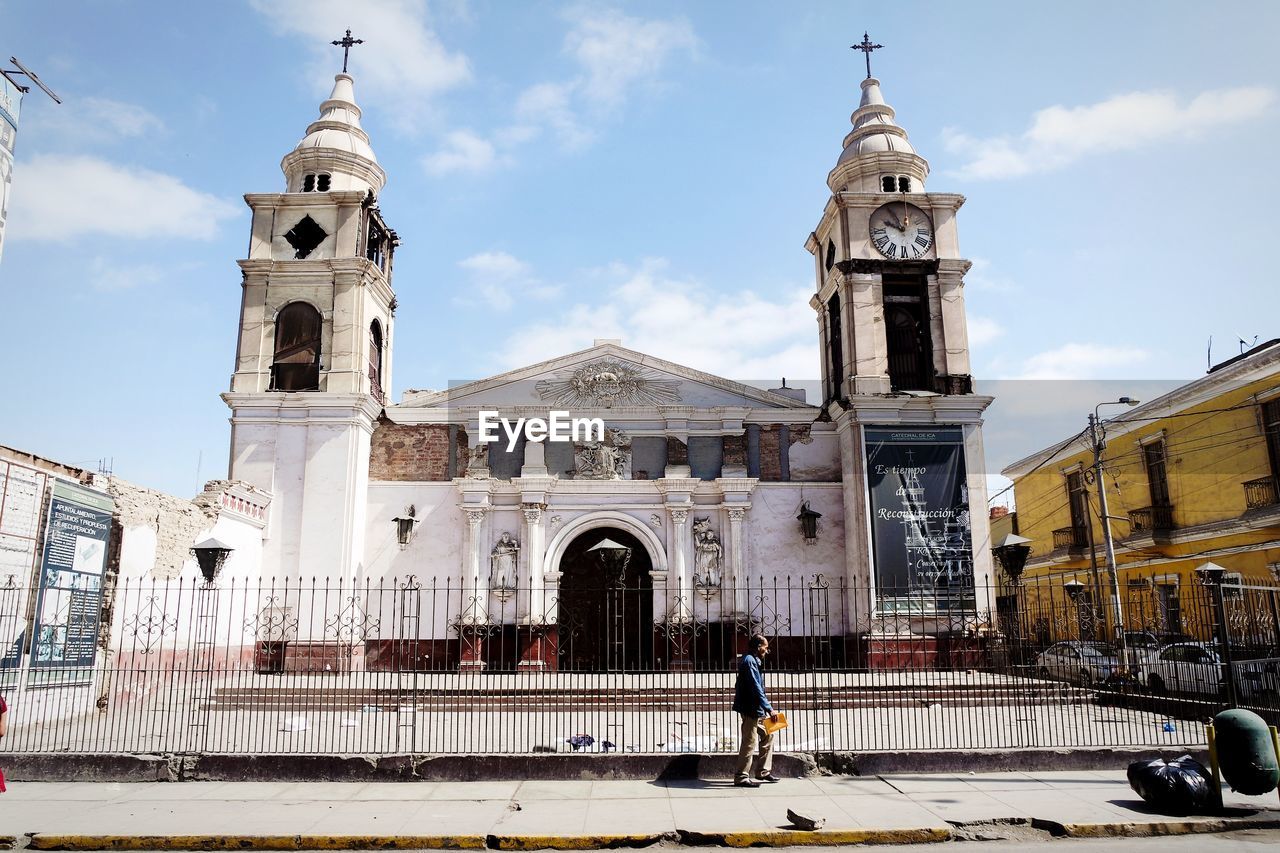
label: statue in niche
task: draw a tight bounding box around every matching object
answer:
[490,532,519,594]
[574,428,631,480]
[692,517,723,589]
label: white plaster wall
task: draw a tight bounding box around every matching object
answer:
[364,483,464,640]
[746,483,847,635]
[789,429,841,481]
[270,206,339,261]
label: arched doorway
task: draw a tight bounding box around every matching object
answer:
[556,527,653,672]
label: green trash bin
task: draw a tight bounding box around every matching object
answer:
[1213,709,1279,796]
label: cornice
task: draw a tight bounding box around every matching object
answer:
[244,190,368,208]
[222,392,383,427]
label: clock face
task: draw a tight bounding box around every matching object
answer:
[870,203,933,260]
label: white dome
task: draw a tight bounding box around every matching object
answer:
[282,73,385,194]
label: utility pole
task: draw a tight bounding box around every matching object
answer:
[1090,398,1141,673]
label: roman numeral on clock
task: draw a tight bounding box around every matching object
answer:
[915,235,930,248]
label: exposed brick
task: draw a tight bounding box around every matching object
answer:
[788,423,812,446]
[759,425,782,481]
[666,436,688,465]
[723,432,747,466]
[369,418,453,481]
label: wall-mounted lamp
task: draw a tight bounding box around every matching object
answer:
[191,538,234,585]
[1063,579,1086,601]
[393,505,418,550]
[797,501,823,543]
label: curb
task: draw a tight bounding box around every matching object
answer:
[1032,816,1280,839]
[16,817,1280,850]
[24,837,486,851]
[3,747,1211,783]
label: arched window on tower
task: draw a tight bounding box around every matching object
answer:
[824,239,836,272]
[368,319,384,403]
[881,176,896,193]
[270,302,322,391]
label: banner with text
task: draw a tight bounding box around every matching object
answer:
[31,480,113,670]
[865,426,974,612]
[0,74,20,263]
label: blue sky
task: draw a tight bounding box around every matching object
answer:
[2,0,1278,496]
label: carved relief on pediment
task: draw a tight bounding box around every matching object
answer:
[535,359,680,409]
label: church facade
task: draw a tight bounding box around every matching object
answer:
[220,63,994,673]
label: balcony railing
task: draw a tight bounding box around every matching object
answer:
[1243,475,1279,511]
[1052,526,1087,550]
[1129,504,1175,533]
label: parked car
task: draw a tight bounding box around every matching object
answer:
[1035,641,1119,686]
[1141,642,1280,702]
[1117,631,1194,674]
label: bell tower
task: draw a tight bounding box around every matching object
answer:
[222,58,398,581]
[806,37,995,642]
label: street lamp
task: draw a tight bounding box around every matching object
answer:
[992,533,1032,584]
[1195,561,1238,706]
[992,533,1032,665]
[191,538,234,586]
[588,537,633,670]
[1089,397,1141,663]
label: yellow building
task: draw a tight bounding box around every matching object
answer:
[1001,340,1280,645]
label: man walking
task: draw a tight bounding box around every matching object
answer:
[733,633,779,787]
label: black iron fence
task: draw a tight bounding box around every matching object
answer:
[0,571,1276,756]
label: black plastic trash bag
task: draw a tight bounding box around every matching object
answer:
[1127,755,1213,815]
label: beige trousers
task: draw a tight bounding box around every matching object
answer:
[734,713,774,781]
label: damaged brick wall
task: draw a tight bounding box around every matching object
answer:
[369,418,454,481]
[666,436,688,465]
[759,425,783,481]
[107,478,219,580]
[723,432,747,468]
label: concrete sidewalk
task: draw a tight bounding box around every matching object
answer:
[1,772,1278,849]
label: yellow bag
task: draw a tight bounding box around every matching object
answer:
[762,712,788,734]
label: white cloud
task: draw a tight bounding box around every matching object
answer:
[439,8,697,169]
[26,97,165,145]
[455,251,562,310]
[249,0,471,127]
[7,154,239,242]
[514,82,595,150]
[423,130,505,175]
[1003,342,1151,380]
[496,259,818,382]
[88,257,168,291]
[561,8,698,107]
[965,257,1017,293]
[967,316,1003,348]
[945,86,1275,179]
[459,251,530,279]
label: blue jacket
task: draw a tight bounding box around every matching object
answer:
[733,652,772,717]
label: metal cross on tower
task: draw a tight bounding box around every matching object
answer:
[331,29,364,73]
[851,32,883,79]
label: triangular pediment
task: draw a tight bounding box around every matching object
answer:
[394,343,816,412]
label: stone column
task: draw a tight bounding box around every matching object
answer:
[848,273,890,394]
[937,261,972,378]
[668,508,691,621]
[727,507,748,616]
[518,502,552,671]
[459,508,488,671]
